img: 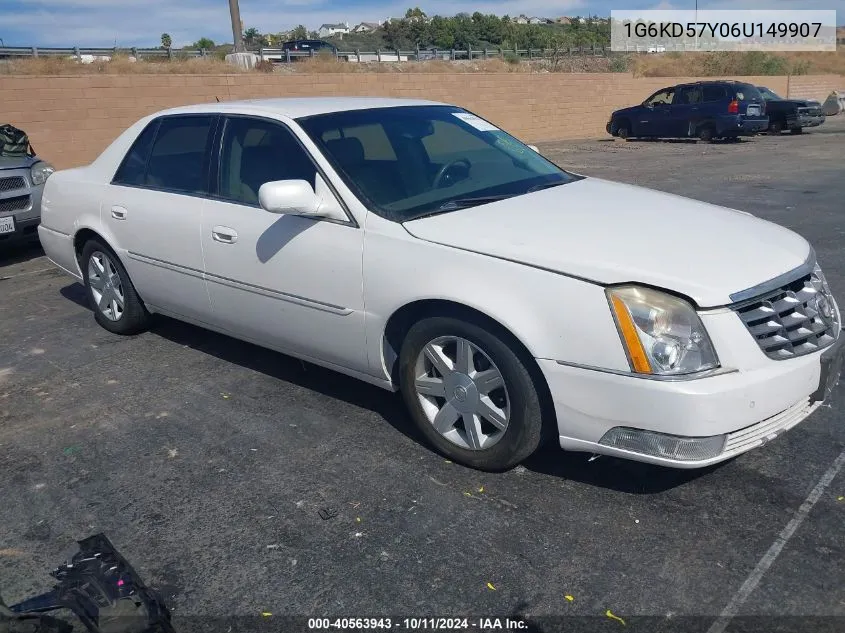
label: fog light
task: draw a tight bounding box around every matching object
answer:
[599,427,727,461]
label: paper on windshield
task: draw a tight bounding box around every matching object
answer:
[452,112,499,132]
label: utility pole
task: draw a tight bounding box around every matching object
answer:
[229,0,244,52]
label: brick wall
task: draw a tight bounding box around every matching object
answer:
[0,72,840,169]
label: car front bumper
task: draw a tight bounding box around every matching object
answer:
[539,329,843,468]
[0,170,45,244]
[798,114,825,128]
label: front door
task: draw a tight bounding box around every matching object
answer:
[200,115,367,372]
[101,114,217,323]
[637,87,675,137]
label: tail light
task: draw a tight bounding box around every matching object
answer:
[728,100,739,114]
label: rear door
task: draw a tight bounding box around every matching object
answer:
[103,114,217,323]
[670,85,704,137]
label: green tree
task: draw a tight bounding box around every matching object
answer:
[243,27,261,47]
[291,24,308,40]
[193,37,215,50]
[160,33,172,48]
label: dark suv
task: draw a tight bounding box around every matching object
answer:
[281,39,338,58]
[606,81,769,142]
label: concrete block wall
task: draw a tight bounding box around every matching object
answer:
[0,73,839,169]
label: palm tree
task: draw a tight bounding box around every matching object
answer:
[160,33,172,49]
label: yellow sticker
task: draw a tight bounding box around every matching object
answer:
[487,582,496,591]
[838,496,844,501]
[605,610,625,626]
[356,517,361,523]
[478,486,484,493]
[464,492,472,497]
[565,595,574,602]
[261,612,272,617]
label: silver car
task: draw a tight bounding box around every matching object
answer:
[0,155,54,245]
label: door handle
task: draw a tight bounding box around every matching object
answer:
[212,226,238,244]
[110,206,127,220]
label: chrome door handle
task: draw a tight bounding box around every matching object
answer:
[111,206,127,220]
[212,226,238,244]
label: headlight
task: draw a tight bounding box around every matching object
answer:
[31,161,55,186]
[606,285,719,376]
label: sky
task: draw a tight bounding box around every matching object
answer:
[0,0,841,47]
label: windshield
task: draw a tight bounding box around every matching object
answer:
[758,87,783,101]
[296,105,580,221]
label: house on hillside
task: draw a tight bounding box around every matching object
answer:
[352,22,381,33]
[556,17,572,25]
[527,17,547,25]
[512,15,529,24]
[318,23,350,38]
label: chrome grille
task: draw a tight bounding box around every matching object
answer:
[733,267,839,360]
[0,176,26,193]
[0,195,30,213]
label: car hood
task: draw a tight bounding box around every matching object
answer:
[0,155,38,170]
[402,178,811,307]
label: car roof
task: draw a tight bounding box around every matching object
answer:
[153,97,449,119]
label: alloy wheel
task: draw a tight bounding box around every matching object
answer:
[413,336,510,451]
[88,251,125,322]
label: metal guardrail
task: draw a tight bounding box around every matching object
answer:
[0,44,613,62]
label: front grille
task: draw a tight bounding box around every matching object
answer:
[0,195,30,213]
[0,176,26,193]
[733,268,839,359]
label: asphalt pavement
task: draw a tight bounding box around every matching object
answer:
[1,118,844,632]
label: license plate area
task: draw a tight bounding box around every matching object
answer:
[746,104,762,116]
[810,334,844,404]
[0,215,15,234]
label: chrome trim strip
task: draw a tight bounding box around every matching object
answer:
[127,251,205,280]
[40,225,71,237]
[553,359,737,382]
[729,249,815,305]
[128,251,352,315]
[204,272,353,315]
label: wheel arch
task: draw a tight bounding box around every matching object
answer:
[382,299,558,439]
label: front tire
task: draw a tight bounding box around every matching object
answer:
[616,122,630,140]
[398,317,545,471]
[698,125,715,143]
[770,119,784,134]
[790,126,803,135]
[81,239,150,335]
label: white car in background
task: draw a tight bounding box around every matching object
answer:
[37,97,843,471]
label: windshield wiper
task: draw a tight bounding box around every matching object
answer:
[526,181,567,193]
[404,194,515,221]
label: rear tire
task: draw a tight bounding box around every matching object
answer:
[698,125,715,143]
[81,239,150,335]
[770,120,784,134]
[790,127,803,135]
[398,316,545,472]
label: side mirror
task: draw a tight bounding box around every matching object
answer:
[258,180,321,216]
[527,144,540,153]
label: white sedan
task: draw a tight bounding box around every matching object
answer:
[37,97,843,471]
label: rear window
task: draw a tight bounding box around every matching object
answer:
[732,84,763,101]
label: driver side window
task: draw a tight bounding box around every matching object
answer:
[218,117,316,206]
[646,88,675,106]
